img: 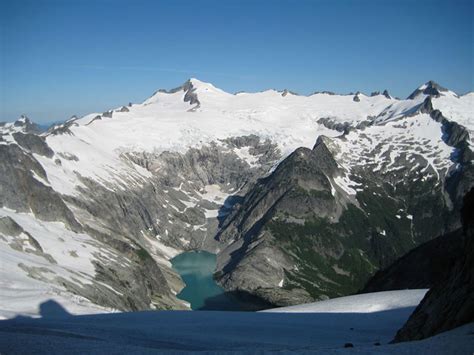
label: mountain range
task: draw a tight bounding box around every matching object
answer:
[0,78,472,316]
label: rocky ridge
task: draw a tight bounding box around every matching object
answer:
[214,85,473,306]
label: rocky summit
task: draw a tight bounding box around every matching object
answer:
[0,78,473,315]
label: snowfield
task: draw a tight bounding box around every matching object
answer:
[41,78,454,196]
[1,289,473,354]
[262,289,428,313]
[28,78,470,200]
[0,209,116,320]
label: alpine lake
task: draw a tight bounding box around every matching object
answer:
[171,251,270,311]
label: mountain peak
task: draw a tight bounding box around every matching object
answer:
[188,77,207,86]
[14,115,41,133]
[420,80,447,92]
[15,114,30,124]
[0,115,41,134]
[407,80,450,100]
[187,78,225,93]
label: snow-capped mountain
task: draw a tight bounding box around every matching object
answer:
[0,78,472,316]
[0,115,41,135]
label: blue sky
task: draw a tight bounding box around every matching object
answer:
[1,0,473,123]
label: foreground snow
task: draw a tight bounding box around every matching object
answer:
[3,289,472,354]
[262,289,428,313]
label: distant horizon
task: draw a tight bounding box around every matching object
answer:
[3,77,472,125]
[2,0,473,123]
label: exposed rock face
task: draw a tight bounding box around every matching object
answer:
[215,106,472,306]
[0,216,44,253]
[118,136,280,252]
[63,136,279,309]
[317,117,351,133]
[407,80,450,100]
[394,188,474,342]
[12,132,54,158]
[1,115,282,312]
[48,116,79,135]
[312,90,336,95]
[85,115,102,126]
[13,116,41,134]
[87,240,179,311]
[281,89,298,97]
[317,117,373,134]
[215,130,455,304]
[360,228,464,293]
[367,89,391,98]
[419,97,474,227]
[0,131,188,311]
[0,216,25,236]
[182,80,200,108]
[0,116,41,135]
[0,143,81,231]
[150,79,201,110]
[216,139,343,305]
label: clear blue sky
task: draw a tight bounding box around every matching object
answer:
[1,0,473,123]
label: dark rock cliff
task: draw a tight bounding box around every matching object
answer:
[393,188,474,341]
[360,228,464,293]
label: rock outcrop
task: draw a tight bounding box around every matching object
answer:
[12,132,54,158]
[382,90,391,99]
[360,228,464,293]
[13,115,42,133]
[0,143,81,231]
[393,188,474,342]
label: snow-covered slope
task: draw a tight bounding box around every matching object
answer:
[37,78,471,196]
[42,79,395,192]
[0,209,115,320]
[263,289,428,313]
[433,92,474,142]
[1,290,473,354]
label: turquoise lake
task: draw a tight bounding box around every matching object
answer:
[171,251,240,310]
